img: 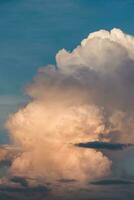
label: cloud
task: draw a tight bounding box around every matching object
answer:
[0,95,28,143]
[58,178,76,183]
[10,176,28,187]
[0,185,49,193]
[90,179,134,185]
[76,141,134,151]
[3,28,134,188]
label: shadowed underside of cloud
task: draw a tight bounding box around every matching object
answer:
[90,179,134,185]
[58,178,76,183]
[0,185,50,193]
[0,178,51,200]
[76,141,134,150]
[0,176,50,195]
[10,176,29,187]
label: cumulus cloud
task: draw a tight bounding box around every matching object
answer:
[3,28,134,186]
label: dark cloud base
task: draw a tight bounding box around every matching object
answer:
[90,179,134,185]
[0,183,134,200]
[0,185,50,200]
[0,176,134,200]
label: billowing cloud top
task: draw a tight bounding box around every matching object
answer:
[56,28,134,72]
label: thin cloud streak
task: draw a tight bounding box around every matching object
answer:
[76,141,134,151]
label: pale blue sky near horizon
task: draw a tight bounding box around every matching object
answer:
[0,0,134,142]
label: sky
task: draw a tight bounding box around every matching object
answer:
[0,0,134,142]
[1,0,134,199]
[0,0,134,94]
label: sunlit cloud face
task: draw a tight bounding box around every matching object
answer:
[6,103,111,182]
[3,28,134,186]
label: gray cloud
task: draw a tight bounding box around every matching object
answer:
[10,176,29,187]
[90,179,134,185]
[0,185,50,193]
[76,141,134,151]
[58,178,76,183]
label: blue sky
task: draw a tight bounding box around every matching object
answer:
[0,0,134,142]
[0,0,134,94]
